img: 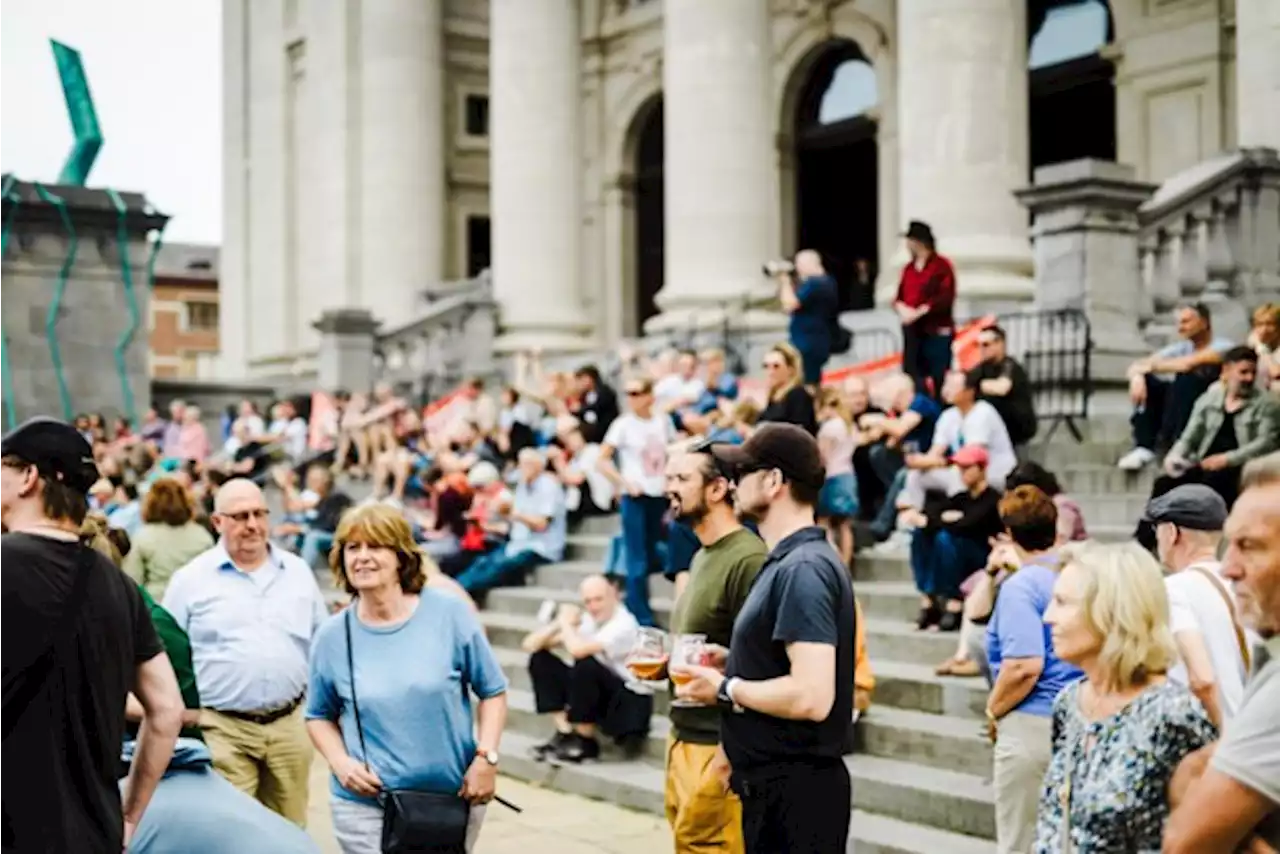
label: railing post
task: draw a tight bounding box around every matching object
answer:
[313,308,381,394]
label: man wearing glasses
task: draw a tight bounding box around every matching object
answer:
[674,424,854,853]
[972,324,1037,454]
[163,478,328,826]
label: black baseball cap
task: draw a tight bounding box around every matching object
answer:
[1142,484,1228,531]
[0,417,100,494]
[710,423,826,491]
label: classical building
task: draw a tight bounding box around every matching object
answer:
[149,242,221,378]
[221,0,1279,379]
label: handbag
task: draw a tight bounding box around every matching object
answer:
[345,609,471,854]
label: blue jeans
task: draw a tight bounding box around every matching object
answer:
[903,329,953,399]
[619,495,668,627]
[455,549,548,598]
[299,529,334,568]
[910,528,990,601]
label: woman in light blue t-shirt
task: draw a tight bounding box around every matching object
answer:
[305,504,509,854]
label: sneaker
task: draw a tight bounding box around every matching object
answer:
[530,731,571,761]
[938,610,962,633]
[553,733,601,764]
[1116,447,1156,471]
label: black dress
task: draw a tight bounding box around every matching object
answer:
[759,385,817,435]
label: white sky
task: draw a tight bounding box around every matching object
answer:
[1,0,221,243]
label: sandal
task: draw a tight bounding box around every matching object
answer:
[948,658,981,677]
[915,602,940,631]
[935,656,963,676]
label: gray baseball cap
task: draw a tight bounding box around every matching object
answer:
[1142,484,1228,531]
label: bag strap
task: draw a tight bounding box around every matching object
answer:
[3,545,96,739]
[1188,565,1252,672]
[344,607,372,767]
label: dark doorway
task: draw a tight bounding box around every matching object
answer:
[466,215,491,277]
[634,99,664,330]
[794,42,879,312]
[1028,0,1116,175]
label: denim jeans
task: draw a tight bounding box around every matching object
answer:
[299,529,334,568]
[910,529,991,600]
[1131,371,1216,452]
[903,328,954,399]
[619,495,668,627]
[455,549,548,598]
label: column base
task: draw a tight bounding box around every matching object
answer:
[492,328,598,356]
[643,304,788,338]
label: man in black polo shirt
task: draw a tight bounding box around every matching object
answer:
[674,423,855,853]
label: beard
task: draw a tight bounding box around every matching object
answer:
[734,491,769,525]
[671,492,709,525]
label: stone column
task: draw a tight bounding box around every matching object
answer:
[1015,159,1155,384]
[651,0,778,333]
[359,0,446,325]
[314,309,381,393]
[897,0,1034,310]
[1236,0,1280,149]
[490,0,592,353]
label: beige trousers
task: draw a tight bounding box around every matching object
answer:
[993,710,1052,854]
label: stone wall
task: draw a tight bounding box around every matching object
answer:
[1,180,166,429]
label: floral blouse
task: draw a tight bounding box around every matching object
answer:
[1034,680,1216,853]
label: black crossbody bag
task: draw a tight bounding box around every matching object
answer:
[345,609,471,854]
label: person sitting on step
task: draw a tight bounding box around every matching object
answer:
[522,575,650,764]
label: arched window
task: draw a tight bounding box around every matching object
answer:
[1029,0,1109,69]
[817,59,878,124]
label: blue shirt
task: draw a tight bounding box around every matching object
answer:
[506,472,567,561]
[904,392,941,450]
[694,374,740,414]
[305,593,509,805]
[986,557,1083,717]
[163,543,328,712]
[107,500,142,536]
[790,275,839,345]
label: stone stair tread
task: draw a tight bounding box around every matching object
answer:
[862,704,988,742]
[873,659,986,696]
[852,580,919,595]
[487,585,676,615]
[505,684,674,740]
[565,532,614,546]
[850,810,995,854]
[850,754,993,804]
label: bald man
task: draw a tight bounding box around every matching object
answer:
[162,478,328,826]
[521,574,649,763]
[777,248,839,385]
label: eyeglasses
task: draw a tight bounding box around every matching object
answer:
[625,389,648,397]
[761,361,784,370]
[219,508,269,523]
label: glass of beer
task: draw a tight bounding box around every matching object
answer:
[625,627,669,683]
[669,633,708,707]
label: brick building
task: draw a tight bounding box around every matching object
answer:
[149,242,219,378]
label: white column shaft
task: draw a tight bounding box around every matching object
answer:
[1236,0,1280,149]
[897,0,1032,303]
[490,0,590,352]
[658,0,774,323]
[220,0,249,377]
[359,0,445,327]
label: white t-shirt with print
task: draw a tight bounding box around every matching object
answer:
[580,605,640,681]
[957,401,1017,488]
[654,374,706,410]
[603,413,675,498]
[1165,560,1249,720]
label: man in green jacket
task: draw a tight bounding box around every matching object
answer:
[1160,346,1280,509]
[129,585,204,741]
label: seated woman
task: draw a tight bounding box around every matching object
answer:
[757,342,817,435]
[306,504,509,854]
[907,445,1001,631]
[1034,541,1217,852]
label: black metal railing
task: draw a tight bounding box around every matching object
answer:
[988,308,1093,443]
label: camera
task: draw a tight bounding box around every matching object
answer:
[762,259,795,277]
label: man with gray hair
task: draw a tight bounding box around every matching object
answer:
[1145,484,1250,726]
[1165,452,1280,852]
[456,448,567,599]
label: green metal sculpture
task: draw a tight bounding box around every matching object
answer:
[51,39,103,186]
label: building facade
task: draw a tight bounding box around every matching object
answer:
[221,0,1280,379]
[149,242,221,378]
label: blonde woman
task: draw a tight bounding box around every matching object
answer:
[1035,542,1216,853]
[1248,302,1280,392]
[758,342,817,435]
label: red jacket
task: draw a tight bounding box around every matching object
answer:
[896,253,956,335]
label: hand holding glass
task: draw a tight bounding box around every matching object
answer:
[669,634,709,707]
[625,627,669,682]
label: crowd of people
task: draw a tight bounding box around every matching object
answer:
[4,232,1280,853]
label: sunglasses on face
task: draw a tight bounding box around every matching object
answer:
[626,389,648,397]
[220,508,269,523]
[762,361,784,370]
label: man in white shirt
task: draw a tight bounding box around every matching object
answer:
[654,350,707,414]
[1146,485,1250,725]
[521,575,647,763]
[162,479,328,826]
[598,377,676,626]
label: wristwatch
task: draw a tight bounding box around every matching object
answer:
[717,677,742,711]
[477,749,500,767]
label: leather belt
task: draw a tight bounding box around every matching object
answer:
[210,695,303,726]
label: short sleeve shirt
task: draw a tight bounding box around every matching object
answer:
[721,528,854,772]
[1212,637,1280,847]
[579,606,641,680]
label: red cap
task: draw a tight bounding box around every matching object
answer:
[950,445,989,468]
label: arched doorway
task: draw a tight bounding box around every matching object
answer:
[633,97,664,332]
[793,41,879,312]
[1028,0,1116,173]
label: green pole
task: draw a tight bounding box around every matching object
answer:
[1,175,20,429]
[104,187,141,421]
[32,183,79,420]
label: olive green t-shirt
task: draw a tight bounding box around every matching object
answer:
[669,527,767,744]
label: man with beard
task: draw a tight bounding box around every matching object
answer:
[675,423,855,853]
[662,445,766,852]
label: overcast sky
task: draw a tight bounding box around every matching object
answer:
[1,0,221,244]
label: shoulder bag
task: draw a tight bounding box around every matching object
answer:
[3,546,95,739]
[345,608,471,854]
[1187,565,1252,672]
